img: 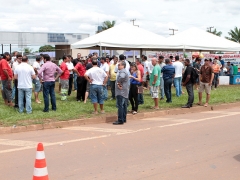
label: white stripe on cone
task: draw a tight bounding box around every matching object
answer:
[33,167,48,177]
[35,151,45,160]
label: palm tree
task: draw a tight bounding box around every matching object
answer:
[225,27,240,43]
[207,28,222,37]
[102,20,116,31]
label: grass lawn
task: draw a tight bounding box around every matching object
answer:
[0,84,240,126]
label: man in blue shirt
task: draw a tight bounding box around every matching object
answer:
[161,59,175,103]
[226,62,233,76]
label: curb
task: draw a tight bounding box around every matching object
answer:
[1,102,240,134]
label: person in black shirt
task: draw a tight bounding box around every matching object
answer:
[182,59,194,108]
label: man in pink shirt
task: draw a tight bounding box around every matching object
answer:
[136,58,144,105]
[38,54,62,112]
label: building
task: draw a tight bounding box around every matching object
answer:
[0,31,90,58]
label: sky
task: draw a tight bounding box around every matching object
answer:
[0,0,239,49]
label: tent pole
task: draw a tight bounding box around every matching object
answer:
[100,43,102,57]
[140,49,143,57]
[133,50,135,62]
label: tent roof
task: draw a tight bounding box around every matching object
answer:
[71,23,171,49]
[167,27,240,51]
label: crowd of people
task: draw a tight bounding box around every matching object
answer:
[0,51,236,124]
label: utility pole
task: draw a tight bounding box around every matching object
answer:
[207,26,214,32]
[130,19,139,27]
[169,28,178,35]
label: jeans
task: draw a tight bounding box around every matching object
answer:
[212,73,219,88]
[160,77,165,98]
[68,74,73,95]
[90,84,104,104]
[186,83,194,106]
[18,88,32,114]
[12,83,15,100]
[2,80,12,101]
[116,95,128,123]
[164,78,173,102]
[14,79,18,107]
[103,85,108,101]
[73,73,78,91]
[174,77,182,97]
[110,81,116,99]
[43,81,56,111]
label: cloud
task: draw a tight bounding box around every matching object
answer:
[124,10,143,19]
[30,27,49,32]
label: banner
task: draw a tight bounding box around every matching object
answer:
[145,51,192,61]
[203,54,240,67]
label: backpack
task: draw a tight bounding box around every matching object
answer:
[191,67,199,83]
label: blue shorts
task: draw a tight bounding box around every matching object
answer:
[90,84,104,104]
[32,79,41,92]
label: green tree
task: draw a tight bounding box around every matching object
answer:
[23,47,33,54]
[102,20,116,31]
[207,28,222,37]
[39,45,55,52]
[225,27,240,43]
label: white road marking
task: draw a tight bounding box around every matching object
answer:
[62,127,134,133]
[0,111,239,154]
[140,118,173,121]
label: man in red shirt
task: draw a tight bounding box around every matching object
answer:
[60,55,70,101]
[0,52,14,106]
[74,60,86,102]
[136,58,144,105]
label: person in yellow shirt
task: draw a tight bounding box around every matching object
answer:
[212,59,221,90]
[109,56,118,100]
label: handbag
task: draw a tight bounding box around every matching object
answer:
[137,85,143,94]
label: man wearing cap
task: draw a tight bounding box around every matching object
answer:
[197,59,214,107]
[226,61,233,76]
[0,52,14,106]
[38,54,63,112]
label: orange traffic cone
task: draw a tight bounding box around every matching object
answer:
[33,143,49,180]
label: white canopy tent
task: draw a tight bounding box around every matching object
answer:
[71,23,178,50]
[166,27,240,52]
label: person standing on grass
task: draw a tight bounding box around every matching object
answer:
[100,57,109,101]
[84,58,93,103]
[0,52,14,107]
[66,55,74,96]
[74,59,86,102]
[136,58,144,105]
[32,55,42,103]
[173,56,184,97]
[109,56,117,100]
[212,59,221,90]
[150,58,161,109]
[59,55,70,101]
[197,59,214,107]
[84,59,108,114]
[142,55,150,89]
[58,58,63,93]
[113,60,129,125]
[12,54,22,107]
[182,59,194,108]
[162,59,175,103]
[129,62,141,115]
[193,58,201,90]
[38,54,62,112]
[14,56,36,114]
[158,55,165,100]
[72,53,82,91]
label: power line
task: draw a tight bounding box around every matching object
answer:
[169,28,178,35]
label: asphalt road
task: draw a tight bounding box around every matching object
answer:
[1,107,240,180]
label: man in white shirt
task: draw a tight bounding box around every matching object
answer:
[142,55,150,89]
[100,57,109,101]
[84,59,108,114]
[66,55,74,96]
[173,56,184,97]
[14,56,36,114]
[32,56,42,103]
[12,54,22,108]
